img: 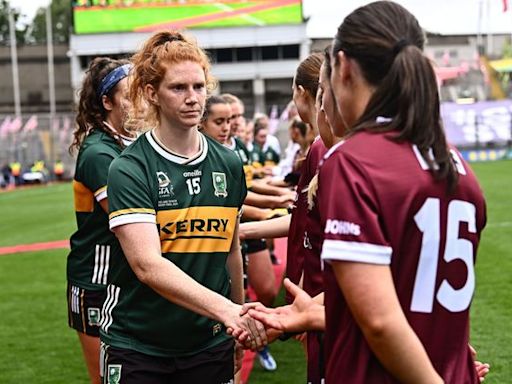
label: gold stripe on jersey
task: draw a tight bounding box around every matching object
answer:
[94,185,107,197]
[157,206,238,254]
[74,180,94,212]
[109,208,156,220]
[243,165,254,189]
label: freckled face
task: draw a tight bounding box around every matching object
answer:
[153,61,207,131]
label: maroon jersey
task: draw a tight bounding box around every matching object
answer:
[318,131,486,384]
[287,137,327,303]
[298,138,329,384]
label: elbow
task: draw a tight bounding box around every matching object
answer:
[130,261,154,285]
[359,316,392,343]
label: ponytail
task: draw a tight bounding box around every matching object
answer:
[332,1,458,192]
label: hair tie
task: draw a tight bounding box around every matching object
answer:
[156,34,184,47]
[392,39,410,56]
[97,64,132,99]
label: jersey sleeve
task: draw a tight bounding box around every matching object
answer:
[80,147,117,202]
[107,157,156,230]
[319,151,392,265]
[236,158,248,216]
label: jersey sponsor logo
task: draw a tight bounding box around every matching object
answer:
[324,219,361,236]
[157,206,238,253]
[183,169,202,178]
[88,307,101,326]
[73,180,94,212]
[213,172,228,197]
[160,218,229,235]
[157,171,175,197]
[107,364,121,384]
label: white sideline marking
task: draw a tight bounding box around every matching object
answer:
[214,2,265,26]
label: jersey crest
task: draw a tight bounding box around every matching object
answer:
[212,172,228,197]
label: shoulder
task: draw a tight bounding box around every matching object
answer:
[81,129,121,158]
[309,138,328,158]
[234,137,249,152]
[205,135,243,167]
[323,130,413,167]
[110,136,150,175]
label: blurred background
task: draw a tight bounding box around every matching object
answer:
[0,0,511,184]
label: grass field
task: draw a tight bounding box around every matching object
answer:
[73,1,302,34]
[0,159,510,382]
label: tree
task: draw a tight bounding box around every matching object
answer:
[0,0,28,45]
[27,0,71,44]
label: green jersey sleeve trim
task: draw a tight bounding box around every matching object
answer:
[109,212,156,230]
[94,185,108,202]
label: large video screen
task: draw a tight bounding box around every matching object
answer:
[73,0,303,34]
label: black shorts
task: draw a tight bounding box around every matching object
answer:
[67,282,105,337]
[244,238,267,254]
[101,340,234,384]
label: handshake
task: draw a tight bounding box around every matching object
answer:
[223,278,325,351]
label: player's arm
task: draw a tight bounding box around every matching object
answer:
[244,190,293,209]
[244,279,325,332]
[226,219,244,305]
[99,198,108,213]
[250,178,294,197]
[239,214,291,240]
[330,261,443,384]
[113,222,264,346]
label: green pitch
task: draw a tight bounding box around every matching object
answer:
[73,2,302,34]
[0,159,510,383]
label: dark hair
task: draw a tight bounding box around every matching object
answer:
[202,95,229,122]
[332,0,457,192]
[70,57,130,154]
[323,45,332,79]
[290,118,308,138]
[295,52,323,98]
[253,118,268,138]
[253,115,269,132]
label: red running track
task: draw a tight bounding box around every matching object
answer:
[0,236,288,383]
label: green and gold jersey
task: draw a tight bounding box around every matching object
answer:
[262,145,280,167]
[227,136,254,188]
[101,131,247,357]
[67,129,132,291]
[247,142,264,167]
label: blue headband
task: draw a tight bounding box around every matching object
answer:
[97,64,132,98]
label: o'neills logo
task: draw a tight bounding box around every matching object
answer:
[183,169,202,178]
[324,219,361,236]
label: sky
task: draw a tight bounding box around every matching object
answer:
[9,0,512,38]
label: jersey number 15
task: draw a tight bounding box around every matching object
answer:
[411,198,476,313]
